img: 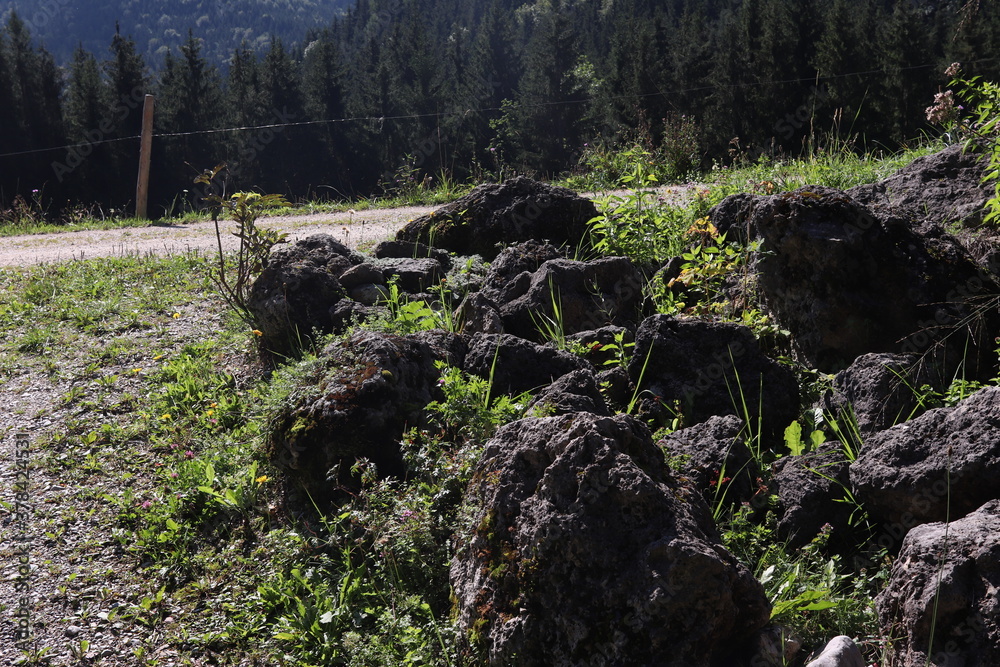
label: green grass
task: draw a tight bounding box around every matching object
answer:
[705,140,945,197]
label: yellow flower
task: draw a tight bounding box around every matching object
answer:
[160,413,171,420]
[206,409,215,417]
[251,329,263,337]
[255,475,269,484]
[172,312,181,319]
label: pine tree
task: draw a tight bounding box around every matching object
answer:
[62,46,112,198]
[812,0,877,148]
[2,12,66,198]
[502,0,590,174]
[668,2,715,147]
[703,6,750,157]
[225,44,266,186]
[300,30,352,192]
[257,37,306,189]
[156,30,225,210]
[875,0,932,142]
[100,27,150,208]
[467,0,521,172]
[0,29,18,188]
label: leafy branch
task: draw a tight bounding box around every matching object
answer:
[195,165,289,325]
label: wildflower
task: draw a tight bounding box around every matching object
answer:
[169,472,178,479]
[184,450,195,459]
[172,312,181,319]
[251,329,263,337]
[945,62,962,78]
[205,409,215,417]
[925,89,956,125]
[256,475,269,484]
[160,413,171,420]
[140,500,153,509]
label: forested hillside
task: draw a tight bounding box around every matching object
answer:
[1,0,999,217]
[0,0,353,66]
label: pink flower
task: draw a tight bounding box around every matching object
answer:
[184,450,194,459]
[140,500,153,509]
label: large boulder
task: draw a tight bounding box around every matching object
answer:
[657,414,761,509]
[395,177,598,259]
[876,499,1000,667]
[376,257,443,294]
[478,256,646,341]
[266,330,463,497]
[247,234,362,354]
[463,333,593,397]
[450,412,771,666]
[821,352,939,437]
[772,442,854,551]
[525,368,610,417]
[373,239,453,271]
[850,386,1000,530]
[711,185,998,372]
[483,240,567,287]
[627,315,800,443]
[848,144,993,228]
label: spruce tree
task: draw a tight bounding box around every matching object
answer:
[300,30,352,193]
[3,12,65,200]
[156,30,225,211]
[258,37,306,190]
[225,44,266,187]
[503,0,589,174]
[875,0,932,142]
[62,46,111,198]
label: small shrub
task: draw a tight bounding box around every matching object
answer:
[196,165,289,325]
[926,63,1000,225]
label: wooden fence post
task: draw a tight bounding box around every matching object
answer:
[135,94,155,220]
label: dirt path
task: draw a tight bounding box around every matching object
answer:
[0,184,704,267]
[0,206,436,267]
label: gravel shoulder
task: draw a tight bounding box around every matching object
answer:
[0,184,704,267]
[0,206,436,267]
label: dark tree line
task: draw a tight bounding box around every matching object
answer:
[2,0,1000,217]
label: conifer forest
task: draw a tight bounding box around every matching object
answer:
[1,0,999,216]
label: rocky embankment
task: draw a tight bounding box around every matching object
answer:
[253,153,1000,666]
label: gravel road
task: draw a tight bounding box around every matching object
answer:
[0,184,705,267]
[0,206,436,267]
